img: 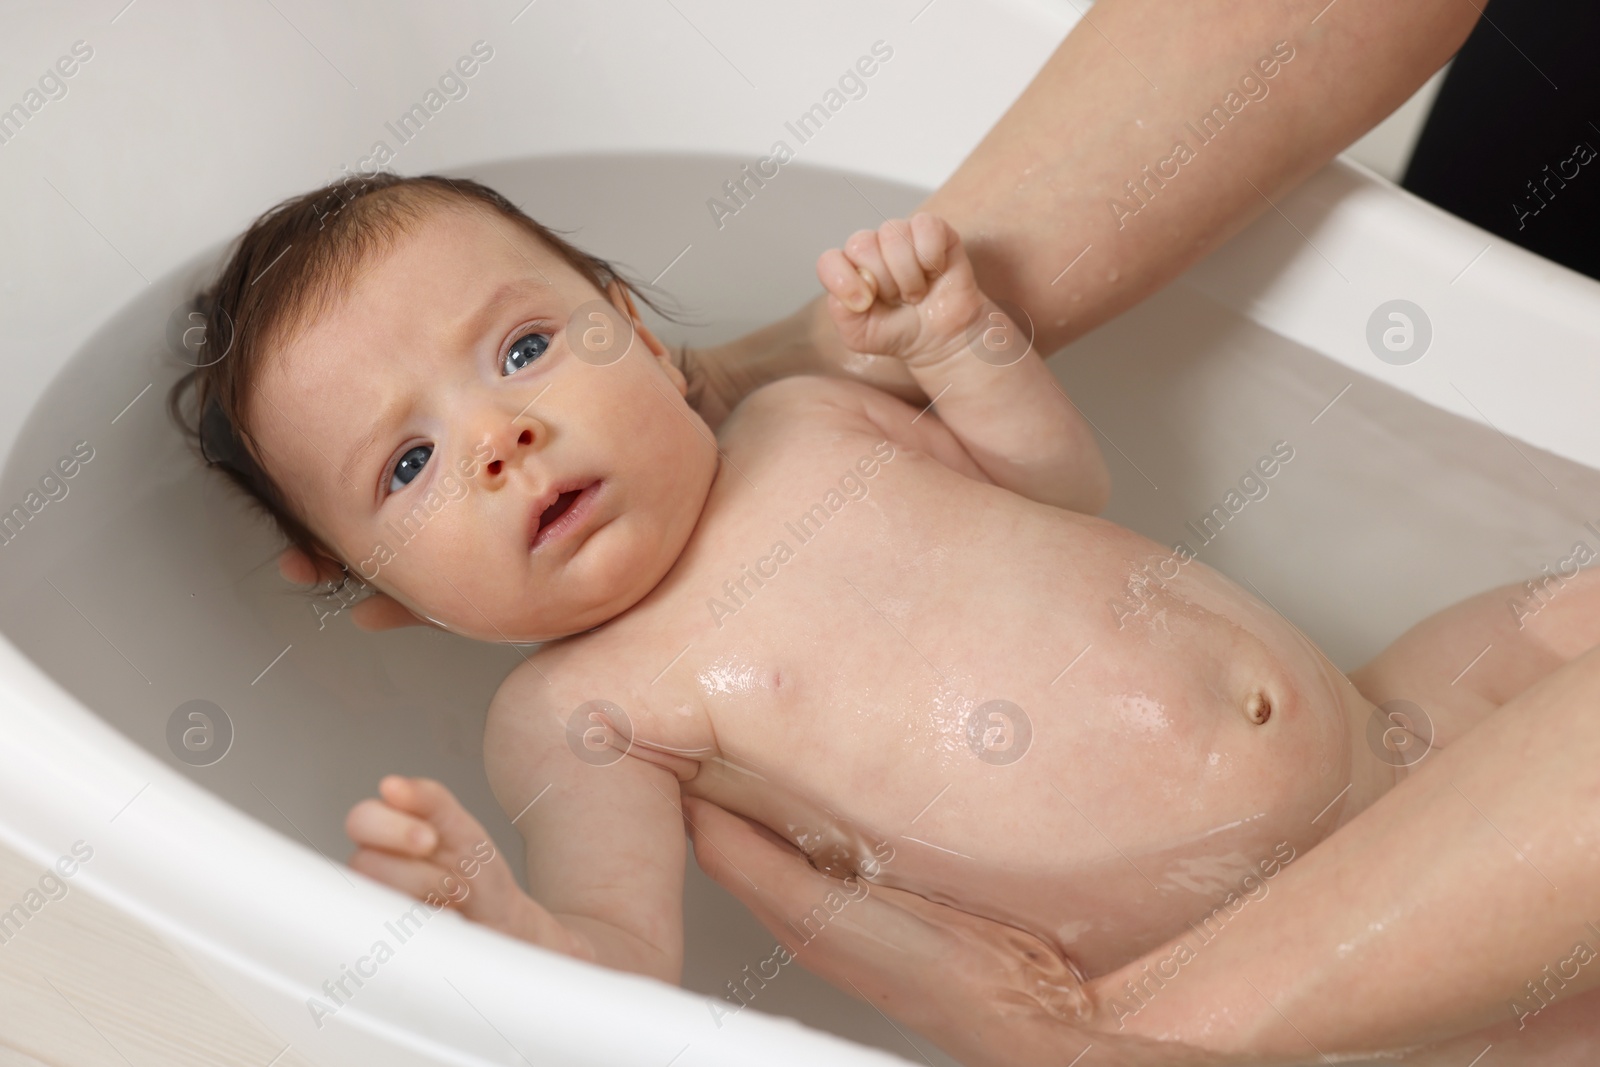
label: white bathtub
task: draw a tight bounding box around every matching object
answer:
[3,2,1599,1064]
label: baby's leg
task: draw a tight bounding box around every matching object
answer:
[1349,566,1600,748]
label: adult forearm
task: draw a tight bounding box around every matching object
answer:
[694,0,1478,415]
[914,0,1477,356]
[1103,644,1600,1059]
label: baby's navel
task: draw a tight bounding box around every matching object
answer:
[1244,690,1272,725]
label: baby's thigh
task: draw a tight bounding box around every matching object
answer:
[1507,564,1600,662]
[1350,567,1600,747]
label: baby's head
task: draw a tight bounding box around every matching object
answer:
[170,174,719,643]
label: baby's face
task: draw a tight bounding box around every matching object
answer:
[249,204,719,642]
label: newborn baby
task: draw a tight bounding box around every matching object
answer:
[179,174,1401,985]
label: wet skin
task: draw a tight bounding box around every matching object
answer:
[298,205,1396,984]
[511,372,1395,979]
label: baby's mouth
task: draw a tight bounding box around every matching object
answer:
[529,479,603,551]
[538,490,582,531]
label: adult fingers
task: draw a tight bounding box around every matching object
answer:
[683,797,1090,1052]
[350,593,429,631]
[277,545,335,586]
[686,798,1243,1067]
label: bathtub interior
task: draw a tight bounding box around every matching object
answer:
[5,148,1600,1063]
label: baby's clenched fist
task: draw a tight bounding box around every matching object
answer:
[816,211,995,369]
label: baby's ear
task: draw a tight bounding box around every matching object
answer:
[604,280,684,395]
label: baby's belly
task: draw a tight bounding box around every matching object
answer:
[683,514,1361,978]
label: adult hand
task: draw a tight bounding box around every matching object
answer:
[682,797,1249,1067]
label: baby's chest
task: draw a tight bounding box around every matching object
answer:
[628,456,1016,769]
[594,557,944,799]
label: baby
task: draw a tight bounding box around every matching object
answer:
[176,173,1499,987]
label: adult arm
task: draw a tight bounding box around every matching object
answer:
[685,0,1482,419]
[681,796,1238,1067]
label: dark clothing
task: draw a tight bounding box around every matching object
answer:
[1403,0,1600,280]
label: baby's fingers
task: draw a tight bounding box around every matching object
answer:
[345,796,437,857]
[816,248,877,313]
[379,776,493,857]
[878,219,930,303]
[843,227,900,305]
[909,212,953,276]
[348,848,462,906]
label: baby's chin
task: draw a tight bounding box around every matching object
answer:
[414,579,649,644]
[406,510,696,641]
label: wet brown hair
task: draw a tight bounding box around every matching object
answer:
[166,172,676,582]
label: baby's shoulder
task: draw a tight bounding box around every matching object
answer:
[481,645,607,781]
[717,375,970,485]
[484,656,558,747]
[484,634,705,784]
[712,378,910,490]
[718,375,907,452]
[485,630,651,735]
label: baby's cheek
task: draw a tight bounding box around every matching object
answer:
[373,526,499,629]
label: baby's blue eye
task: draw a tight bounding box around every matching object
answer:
[390,445,431,493]
[503,332,550,375]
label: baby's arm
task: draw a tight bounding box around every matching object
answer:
[485,676,686,982]
[816,213,1111,514]
[346,673,685,983]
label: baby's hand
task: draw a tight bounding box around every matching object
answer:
[816,212,989,369]
[345,775,561,947]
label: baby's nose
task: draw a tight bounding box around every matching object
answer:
[475,414,543,479]
[482,427,532,477]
